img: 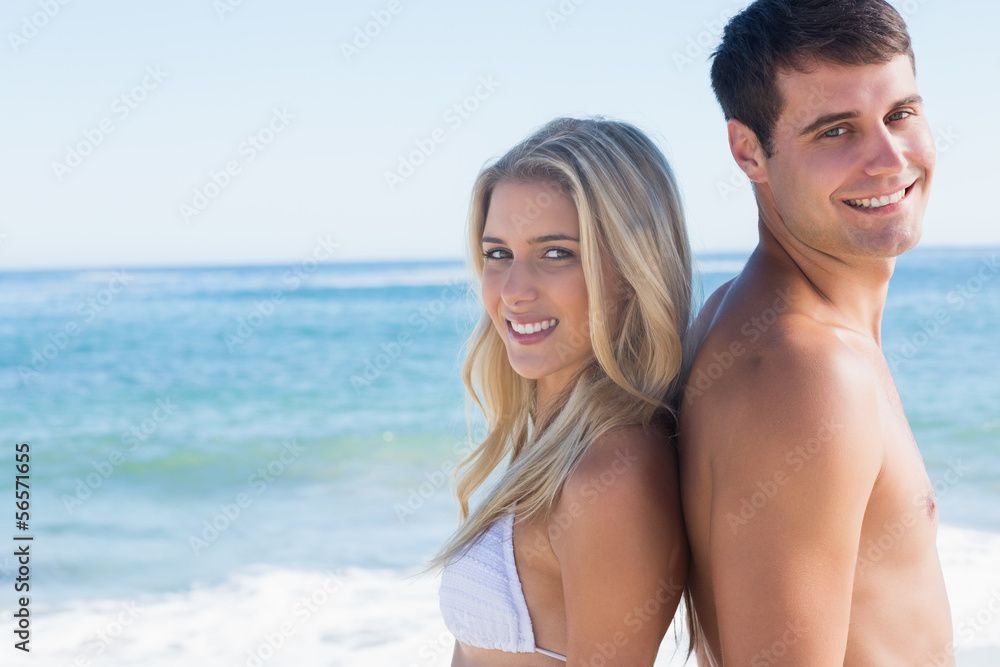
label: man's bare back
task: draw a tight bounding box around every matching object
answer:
[680,241,954,665]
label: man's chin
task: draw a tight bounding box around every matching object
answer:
[847,220,922,260]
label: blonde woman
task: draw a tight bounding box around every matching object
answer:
[434,117,692,665]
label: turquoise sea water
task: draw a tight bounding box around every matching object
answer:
[0,249,998,664]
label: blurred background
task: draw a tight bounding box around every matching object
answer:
[0,0,998,664]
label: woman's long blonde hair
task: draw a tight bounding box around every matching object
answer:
[432,117,692,567]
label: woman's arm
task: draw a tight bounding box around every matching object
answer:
[550,427,689,666]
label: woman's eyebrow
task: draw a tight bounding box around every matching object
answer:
[481,234,579,244]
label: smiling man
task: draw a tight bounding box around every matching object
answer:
[679,0,954,665]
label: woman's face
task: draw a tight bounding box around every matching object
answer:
[480,180,592,403]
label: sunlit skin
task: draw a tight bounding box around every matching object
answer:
[480,180,592,410]
[681,55,954,667]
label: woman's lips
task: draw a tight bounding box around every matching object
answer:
[507,318,558,344]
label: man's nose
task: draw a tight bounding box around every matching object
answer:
[863,124,907,178]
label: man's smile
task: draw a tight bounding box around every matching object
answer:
[843,182,915,211]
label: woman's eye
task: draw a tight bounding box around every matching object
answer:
[822,127,847,138]
[482,248,510,260]
[543,248,572,259]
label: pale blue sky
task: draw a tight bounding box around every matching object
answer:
[1,0,996,269]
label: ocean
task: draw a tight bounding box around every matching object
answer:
[0,248,997,666]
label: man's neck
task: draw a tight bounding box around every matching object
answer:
[754,219,894,344]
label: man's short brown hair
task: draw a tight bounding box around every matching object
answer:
[710,0,914,156]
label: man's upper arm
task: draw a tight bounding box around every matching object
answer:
[551,430,687,666]
[709,339,883,666]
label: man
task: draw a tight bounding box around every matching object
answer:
[679,0,954,665]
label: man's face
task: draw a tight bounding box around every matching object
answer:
[758,54,936,260]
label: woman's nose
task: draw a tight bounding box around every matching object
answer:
[500,258,539,307]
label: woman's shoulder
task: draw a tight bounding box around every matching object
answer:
[558,423,680,516]
[547,421,687,574]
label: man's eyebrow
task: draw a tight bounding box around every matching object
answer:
[481,234,580,244]
[892,94,924,110]
[798,95,924,137]
[799,110,860,137]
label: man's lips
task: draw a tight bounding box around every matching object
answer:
[843,183,914,211]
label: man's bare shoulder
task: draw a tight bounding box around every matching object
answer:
[687,278,734,353]
[686,299,883,466]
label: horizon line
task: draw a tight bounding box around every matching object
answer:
[0,243,996,275]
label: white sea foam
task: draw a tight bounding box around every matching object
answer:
[939,524,1000,664]
[7,524,998,666]
[15,566,454,667]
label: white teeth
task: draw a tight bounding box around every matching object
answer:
[510,318,557,334]
[847,189,906,209]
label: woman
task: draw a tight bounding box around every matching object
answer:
[433,117,692,665]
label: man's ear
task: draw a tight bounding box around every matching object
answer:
[727,119,768,183]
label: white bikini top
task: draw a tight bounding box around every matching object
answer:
[439,513,567,661]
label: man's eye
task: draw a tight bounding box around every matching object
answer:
[822,127,847,138]
[888,110,912,122]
